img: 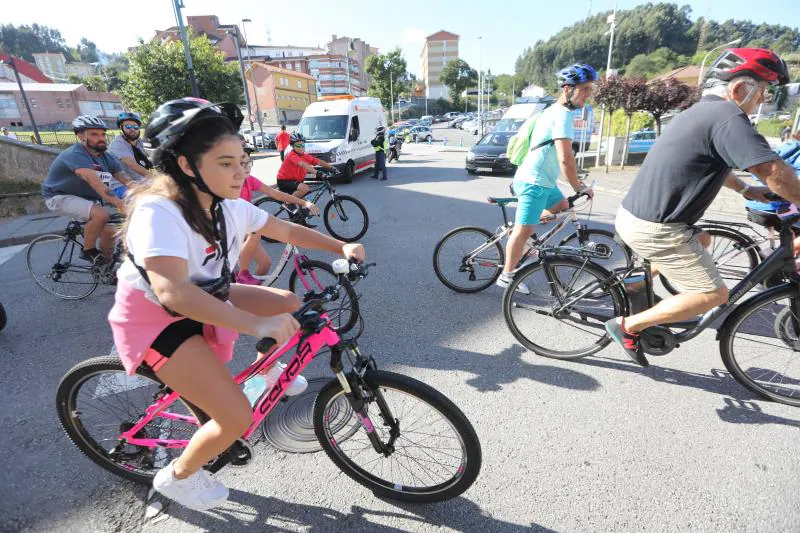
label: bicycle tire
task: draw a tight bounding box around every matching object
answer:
[288,259,360,335]
[56,356,208,485]
[254,197,294,244]
[27,234,98,300]
[432,226,504,293]
[503,256,627,359]
[0,302,6,332]
[313,370,482,503]
[558,228,632,272]
[660,226,760,295]
[719,285,800,406]
[323,195,369,242]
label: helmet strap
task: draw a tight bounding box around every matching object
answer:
[564,86,578,110]
[186,156,224,202]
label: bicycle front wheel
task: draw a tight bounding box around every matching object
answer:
[57,356,205,485]
[288,259,359,335]
[720,286,800,406]
[503,257,626,359]
[27,234,98,300]
[559,228,632,272]
[324,195,369,242]
[314,370,482,503]
[661,226,760,295]
[432,226,504,293]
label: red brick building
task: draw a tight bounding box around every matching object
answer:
[0,83,123,130]
[153,15,244,61]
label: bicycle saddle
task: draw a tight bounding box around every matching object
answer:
[487,196,517,206]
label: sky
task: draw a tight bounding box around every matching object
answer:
[4,0,799,78]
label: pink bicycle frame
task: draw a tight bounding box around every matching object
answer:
[119,321,341,448]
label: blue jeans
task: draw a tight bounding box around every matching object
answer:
[373,151,387,179]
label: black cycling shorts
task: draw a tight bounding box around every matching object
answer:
[276,179,301,194]
[142,318,204,371]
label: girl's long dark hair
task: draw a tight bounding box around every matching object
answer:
[122,118,239,245]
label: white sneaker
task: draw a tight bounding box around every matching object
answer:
[264,362,308,396]
[496,273,531,295]
[152,460,229,511]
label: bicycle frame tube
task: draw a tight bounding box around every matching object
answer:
[672,240,795,342]
[258,244,294,286]
[465,228,510,265]
[119,321,341,447]
[292,253,328,292]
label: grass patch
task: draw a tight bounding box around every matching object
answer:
[0,180,41,194]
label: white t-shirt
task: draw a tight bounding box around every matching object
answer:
[117,196,269,298]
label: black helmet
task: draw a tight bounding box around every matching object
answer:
[289,132,306,145]
[375,126,386,134]
[144,97,243,167]
[72,115,108,133]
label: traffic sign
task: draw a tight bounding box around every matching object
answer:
[249,114,256,124]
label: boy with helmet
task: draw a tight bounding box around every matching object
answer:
[496,63,596,293]
[275,131,338,198]
[607,48,799,367]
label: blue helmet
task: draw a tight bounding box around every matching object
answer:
[116,111,141,128]
[556,63,598,87]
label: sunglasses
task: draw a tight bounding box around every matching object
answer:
[294,142,306,148]
[123,124,140,131]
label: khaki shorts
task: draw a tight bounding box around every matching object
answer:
[44,195,111,221]
[615,207,724,293]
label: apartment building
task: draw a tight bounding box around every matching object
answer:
[421,30,459,99]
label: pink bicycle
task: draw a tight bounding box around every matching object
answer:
[56,261,482,503]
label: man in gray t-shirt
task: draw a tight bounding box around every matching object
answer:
[110,111,153,181]
[41,116,128,263]
[604,47,799,367]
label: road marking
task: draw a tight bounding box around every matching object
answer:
[0,244,25,268]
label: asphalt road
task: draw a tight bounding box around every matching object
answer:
[1,144,799,532]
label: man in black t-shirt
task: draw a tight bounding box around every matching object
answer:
[606,48,800,367]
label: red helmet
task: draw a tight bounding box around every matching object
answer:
[705,48,789,86]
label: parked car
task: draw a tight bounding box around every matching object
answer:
[419,118,433,127]
[465,131,516,175]
[461,119,479,135]
[448,116,466,128]
[453,116,470,129]
[444,111,461,120]
[408,126,434,142]
[600,129,656,154]
[250,131,276,149]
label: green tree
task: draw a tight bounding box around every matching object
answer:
[77,38,99,63]
[639,77,695,135]
[365,48,410,110]
[0,23,70,62]
[494,73,526,103]
[119,33,243,118]
[625,47,688,78]
[68,74,107,92]
[440,59,477,107]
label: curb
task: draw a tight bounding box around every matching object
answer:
[0,228,62,248]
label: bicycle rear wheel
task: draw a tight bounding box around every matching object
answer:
[503,256,626,359]
[314,370,481,503]
[558,228,632,272]
[661,227,760,295]
[255,197,294,244]
[324,195,369,242]
[27,234,98,300]
[720,286,800,406]
[433,226,504,293]
[56,356,205,485]
[288,259,359,335]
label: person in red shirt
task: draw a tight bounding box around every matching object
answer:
[275,124,290,162]
[276,132,336,198]
[236,154,320,285]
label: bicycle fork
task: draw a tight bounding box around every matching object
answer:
[330,345,399,456]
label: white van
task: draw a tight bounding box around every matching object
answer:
[296,96,387,182]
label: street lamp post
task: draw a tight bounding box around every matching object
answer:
[229,30,252,128]
[241,19,264,138]
[1,58,41,144]
[171,0,200,97]
[478,36,482,137]
[385,59,394,123]
[697,38,743,86]
[595,8,617,168]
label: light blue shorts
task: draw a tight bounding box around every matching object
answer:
[512,180,565,226]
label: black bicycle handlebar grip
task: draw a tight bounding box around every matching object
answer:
[256,337,276,353]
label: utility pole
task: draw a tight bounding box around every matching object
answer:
[241,19,264,136]
[3,58,41,143]
[478,36,482,136]
[229,30,252,129]
[172,0,199,97]
[595,7,617,168]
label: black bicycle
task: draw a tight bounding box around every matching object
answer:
[255,168,369,243]
[502,202,800,406]
[26,214,124,300]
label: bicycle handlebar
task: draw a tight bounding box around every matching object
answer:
[255,259,374,353]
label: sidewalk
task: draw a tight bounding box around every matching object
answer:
[0,212,68,247]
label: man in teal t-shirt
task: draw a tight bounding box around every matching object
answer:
[497,63,596,292]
